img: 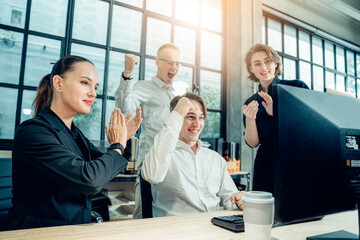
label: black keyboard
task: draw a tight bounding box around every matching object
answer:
[211,214,244,232]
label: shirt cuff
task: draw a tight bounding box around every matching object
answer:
[164,111,183,133]
[121,77,134,87]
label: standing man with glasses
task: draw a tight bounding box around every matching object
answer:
[114,43,182,219]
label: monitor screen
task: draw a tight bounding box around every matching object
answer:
[272,84,360,225]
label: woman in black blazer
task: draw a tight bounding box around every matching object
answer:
[242,44,309,194]
[2,55,142,230]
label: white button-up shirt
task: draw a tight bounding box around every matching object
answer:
[114,76,175,167]
[142,111,239,217]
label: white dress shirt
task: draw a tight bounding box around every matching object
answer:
[142,111,239,217]
[114,76,175,167]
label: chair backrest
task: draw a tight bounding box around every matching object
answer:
[0,158,12,223]
[139,172,152,218]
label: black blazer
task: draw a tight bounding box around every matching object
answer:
[1,108,128,230]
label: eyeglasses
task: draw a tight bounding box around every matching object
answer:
[158,58,183,67]
[251,59,275,69]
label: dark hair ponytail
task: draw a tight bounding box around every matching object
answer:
[33,74,53,117]
[32,55,94,118]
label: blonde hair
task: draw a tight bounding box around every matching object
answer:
[157,43,180,58]
[245,44,282,82]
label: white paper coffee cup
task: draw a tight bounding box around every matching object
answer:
[242,191,274,240]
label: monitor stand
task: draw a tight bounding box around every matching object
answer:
[307,193,359,240]
[306,230,358,240]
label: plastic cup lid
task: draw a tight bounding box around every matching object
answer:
[242,191,274,204]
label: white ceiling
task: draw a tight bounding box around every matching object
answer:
[313,0,360,21]
[264,0,360,46]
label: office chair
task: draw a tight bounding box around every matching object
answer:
[140,172,153,218]
[0,158,13,225]
[91,190,111,222]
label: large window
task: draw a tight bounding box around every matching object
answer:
[0,0,225,147]
[263,12,359,98]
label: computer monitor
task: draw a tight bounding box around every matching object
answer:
[272,84,360,239]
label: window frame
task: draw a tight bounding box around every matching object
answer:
[0,0,227,149]
[263,11,359,97]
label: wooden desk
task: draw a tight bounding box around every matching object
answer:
[0,210,357,240]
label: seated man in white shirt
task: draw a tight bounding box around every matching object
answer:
[141,92,245,217]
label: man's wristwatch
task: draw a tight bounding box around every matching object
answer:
[122,71,133,80]
[108,142,124,154]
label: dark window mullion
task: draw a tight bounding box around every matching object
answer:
[146,10,173,23]
[143,55,156,61]
[356,53,359,80]
[198,66,222,74]
[14,0,32,134]
[310,33,314,90]
[321,38,326,89]
[344,48,348,92]
[70,39,107,50]
[139,0,147,80]
[113,0,144,12]
[207,109,222,113]
[109,47,140,56]
[221,0,227,139]
[281,21,284,54]
[295,28,300,81]
[180,62,197,68]
[100,0,115,141]
[26,30,64,41]
[64,0,75,56]
[355,53,358,98]
[333,44,337,88]
[0,24,25,33]
[0,83,22,90]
